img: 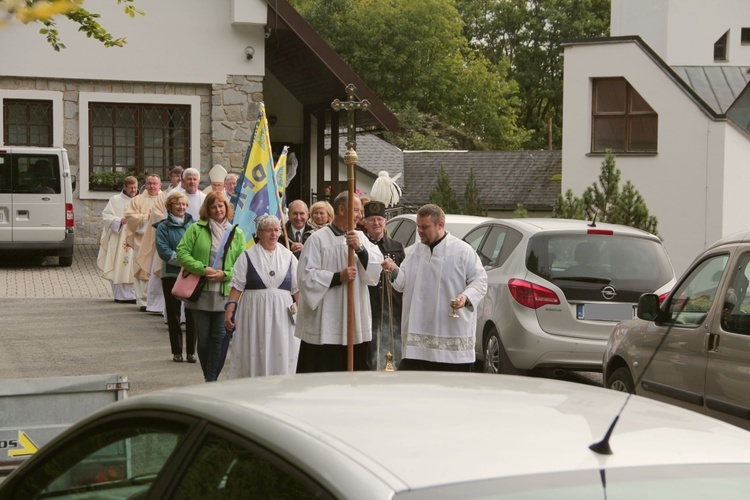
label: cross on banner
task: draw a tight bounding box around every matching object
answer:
[331,84,370,371]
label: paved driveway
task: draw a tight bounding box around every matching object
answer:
[0,245,210,396]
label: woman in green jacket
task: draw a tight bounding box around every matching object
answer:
[177,191,245,382]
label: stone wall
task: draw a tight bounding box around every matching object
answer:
[211,75,263,173]
[1,75,263,244]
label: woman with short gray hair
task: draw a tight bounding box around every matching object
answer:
[225,214,300,377]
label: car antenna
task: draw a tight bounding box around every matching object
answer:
[589,300,687,455]
[588,210,598,228]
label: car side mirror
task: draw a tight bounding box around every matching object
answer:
[637,293,661,321]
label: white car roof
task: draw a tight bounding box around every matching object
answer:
[472,217,661,240]
[103,372,750,497]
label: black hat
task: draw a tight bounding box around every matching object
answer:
[364,201,386,219]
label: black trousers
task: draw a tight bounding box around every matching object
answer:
[398,358,474,372]
[161,277,196,356]
[296,341,371,373]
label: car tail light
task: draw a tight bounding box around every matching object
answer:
[587,228,613,235]
[657,292,669,305]
[66,203,74,228]
[508,279,560,309]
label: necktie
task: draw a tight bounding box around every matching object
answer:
[295,231,301,243]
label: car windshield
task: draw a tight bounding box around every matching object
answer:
[526,233,673,300]
[398,463,750,499]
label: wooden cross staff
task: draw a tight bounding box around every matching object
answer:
[332,84,370,371]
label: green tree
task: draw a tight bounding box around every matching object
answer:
[429,166,462,214]
[514,203,528,218]
[456,0,610,149]
[553,151,659,236]
[463,167,485,215]
[3,0,144,51]
[290,0,526,150]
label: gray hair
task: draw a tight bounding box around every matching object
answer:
[182,167,200,179]
[256,214,281,232]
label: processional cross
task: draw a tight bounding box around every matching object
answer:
[331,84,370,371]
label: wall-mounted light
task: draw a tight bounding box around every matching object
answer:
[244,46,255,60]
[268,115,278,126]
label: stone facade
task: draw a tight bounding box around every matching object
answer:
[1,75,263,244]
[212,75,264,173]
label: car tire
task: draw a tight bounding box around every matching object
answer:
[59,255,73,267]
[607,367,635,393]
[483,328,520,375]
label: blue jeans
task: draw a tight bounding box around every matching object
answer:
[190,309,227,382]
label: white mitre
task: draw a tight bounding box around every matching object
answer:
[209,164,227,183]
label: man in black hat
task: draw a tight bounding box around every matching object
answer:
[363,201,406,370]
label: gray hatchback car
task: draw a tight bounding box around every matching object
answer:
[604,229,750,430]
[463,218,675,374]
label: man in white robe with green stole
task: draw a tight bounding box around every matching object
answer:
[125,174,166,310]
[97,176,138,302]
[295,192,383,372]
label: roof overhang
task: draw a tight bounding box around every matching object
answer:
[265,0,398,132]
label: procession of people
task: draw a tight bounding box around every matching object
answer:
[97,165,487,381]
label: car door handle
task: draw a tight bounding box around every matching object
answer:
[707,333,720,352]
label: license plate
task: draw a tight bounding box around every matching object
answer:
[576,303,635,321]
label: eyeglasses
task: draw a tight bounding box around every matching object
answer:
[260,228,281,233]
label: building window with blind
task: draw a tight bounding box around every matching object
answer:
[591,78,658,153]
[89,103,190,187]
[3,99,53,146]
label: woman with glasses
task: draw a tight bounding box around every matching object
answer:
[224,214,300,377]
[177,192,245,382]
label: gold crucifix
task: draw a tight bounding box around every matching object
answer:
[331,84,370,371]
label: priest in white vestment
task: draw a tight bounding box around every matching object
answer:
[125,174,166,310]
[97,176,139,302]
[296,192,383,372]
[385,204,487,372]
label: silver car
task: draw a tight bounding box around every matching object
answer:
[5,372,750,499]
[463,218,675,374]
[385,213,493,247]
[604,229,750,430]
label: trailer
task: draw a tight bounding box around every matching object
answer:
[0,374,129,477]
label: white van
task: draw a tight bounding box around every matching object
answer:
[0,147,76,266]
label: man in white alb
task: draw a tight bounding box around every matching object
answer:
[125,174,166,311]
[177,167,206,221]
[97,176,138,303]
[383,204,487,372]
[295,192,383,372]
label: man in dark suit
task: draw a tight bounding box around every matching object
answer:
[279,199,313,258]
[363,201,406,370]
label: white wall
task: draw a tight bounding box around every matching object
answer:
[722,124,750,239]
[0,0,266,84]
[611,0,750,66]
[562,41,720,275]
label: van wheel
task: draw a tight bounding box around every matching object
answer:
[607,367,635,393]
[59,255,73,267]
[483,328,519,375]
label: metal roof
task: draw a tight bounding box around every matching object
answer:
[672,66,750,115]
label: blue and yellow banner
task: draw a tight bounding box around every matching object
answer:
[232,104,280,248]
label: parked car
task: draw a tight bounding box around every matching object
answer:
[604,229,750,430]
[385,213,493,247]
[0,147,76,266]
[5,372,750,499]
[462,218,675,374]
